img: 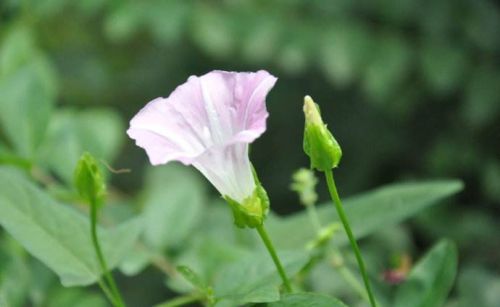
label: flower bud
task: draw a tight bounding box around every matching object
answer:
[74,152,106,207]
[303,95,342,171]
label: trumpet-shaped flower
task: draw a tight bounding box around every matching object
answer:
[127,70,277,204]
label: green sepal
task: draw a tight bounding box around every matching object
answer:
[303,96,342,171]
[73,152,106,207]
[223,165,269,229]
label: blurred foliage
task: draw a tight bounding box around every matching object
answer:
[0,0,499,306]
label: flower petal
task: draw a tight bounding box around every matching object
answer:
[201,70,277,144]
[128,70,276,166]
[193,143,255,202]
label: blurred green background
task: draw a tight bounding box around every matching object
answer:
[1,0,499,306]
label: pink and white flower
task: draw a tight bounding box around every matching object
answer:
[127,70,277,203]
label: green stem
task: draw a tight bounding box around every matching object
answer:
[324,169,377,307]
[306,204,322,233]
[90,203,126,307]
[255,224,293,293]
[97,279,119,306]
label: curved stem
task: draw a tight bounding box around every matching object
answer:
[90,204,126,307]
[324,169,377,307]
[255,224,293,293]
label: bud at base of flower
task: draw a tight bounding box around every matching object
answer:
[224,183,269,228]
[74,152,106,207]
[303,95,342,171]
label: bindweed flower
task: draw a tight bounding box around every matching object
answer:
[303,95,342,171]
[127,70,277,227]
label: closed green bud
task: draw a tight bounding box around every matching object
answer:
[303,95,342,171]
[74,152,106,207]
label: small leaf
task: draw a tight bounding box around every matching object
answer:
[0,167,142,286]
[268,293,347,307]
[394,239,458,307]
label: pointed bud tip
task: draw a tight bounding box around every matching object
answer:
[303,95,322,125]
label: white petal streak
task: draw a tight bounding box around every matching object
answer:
[193,143,254,203]
[199,76,226,144]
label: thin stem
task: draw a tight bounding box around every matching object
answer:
[90,203,126,307]
[97,279,119,306]
[324,169,377,307]
[306,204,322,233]
[255,224,293,293]
[338,265,370,301]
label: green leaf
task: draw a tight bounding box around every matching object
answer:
[176,265,209,292]
[166,201,255,293]
[0,26,57,159]
[176,265,214,303]
[394,239,458,307]
[268,293,347,307]
[38,108,124,184]
[213,251,309,305]
[0,167,142,286]
[0,237,31,307]
[44,287,108,307]
[269,180,463,249]
[141,164,205,250]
